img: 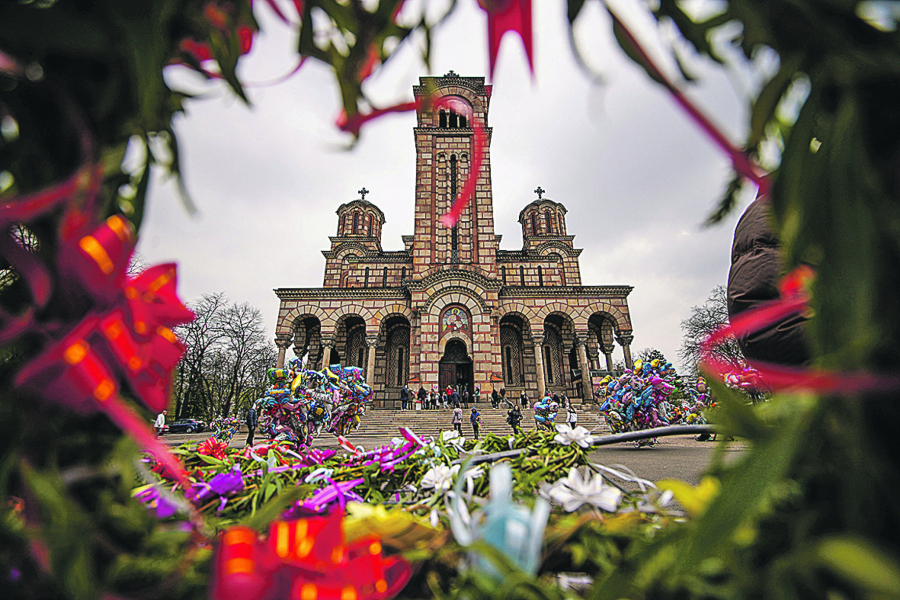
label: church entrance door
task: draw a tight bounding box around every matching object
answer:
[439,339,473,393]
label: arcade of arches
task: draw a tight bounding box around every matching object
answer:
[274,73,635,407]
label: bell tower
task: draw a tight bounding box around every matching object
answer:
[410,73,498,279]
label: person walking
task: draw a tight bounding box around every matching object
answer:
[470,407,482,439]
[400,385,409,410]
[507,405,522,435]
[417,386,426,410]
[500,388,513,409]
[450,388,460,408]
[462,388,470,408]
[246,404,258,447]
[451,403,463,435]
[490,388,499,408]
[566,404,578,427]
[474,385,481,404]
[154,409,167,436]
[519,390,528,409]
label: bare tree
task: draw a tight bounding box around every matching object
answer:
[174,292,228,419]
[214,301,274,417]
[173,293,275,420]
[679,285,745,376]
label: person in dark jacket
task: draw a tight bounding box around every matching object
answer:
[246,404,258,447]
[507,406,522,434]
[400,385,409,410]
[470,407,482,439]
[727,197,810,366]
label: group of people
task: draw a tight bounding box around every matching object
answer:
[400,384,481,410]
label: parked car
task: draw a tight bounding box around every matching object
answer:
[166,419,207,434]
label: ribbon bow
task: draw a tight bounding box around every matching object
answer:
[211,511,411,600]
[14,215,193,482]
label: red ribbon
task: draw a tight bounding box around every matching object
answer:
[14,216,194,484]
[211,512,411,600]
[479,0,534,78]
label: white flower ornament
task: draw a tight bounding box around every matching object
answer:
[544,466,622,513]
[553,423,595,448]
[421,464,460,494]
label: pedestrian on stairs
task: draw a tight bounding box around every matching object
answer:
[507,406,522,435]
[451,403,463,435]
[417,386,426,409]
[470,407,482,439]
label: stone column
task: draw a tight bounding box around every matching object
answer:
[532,334,546,398]
[616,333,634,369]
[601,344,615,372]
[575,337,593,402]
[275,337,292,368]
[365,336,384,406]
[319,339,334,371]
[408,309,421,384]
[365,337,378,386]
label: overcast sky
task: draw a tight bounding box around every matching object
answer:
[137,0,766,373]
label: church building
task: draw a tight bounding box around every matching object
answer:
[274,73,636,406]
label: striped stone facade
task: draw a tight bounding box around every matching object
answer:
[274,74,635,407]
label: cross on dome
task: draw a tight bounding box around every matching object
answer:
[534,186,545,199]
[358,187,369,200]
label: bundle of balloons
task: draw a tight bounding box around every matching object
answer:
[724,366,767,402]
[210,416,242,443]
[532,394,558,431]
[254,359,373,448]
[596,359,712,447]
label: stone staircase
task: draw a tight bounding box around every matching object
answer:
[344,404,611,440]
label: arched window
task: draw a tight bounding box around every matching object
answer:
[401,267,407,283]
[364,267,370,287]
[502,266,507,285]
[538,266,543,287]
[396,348,405,386]
[544,346,554,384]
[367,217,373,237]
[352,211,359,234]
[544,210,553,233]
[382,267,388,287]
[519,266,525,285]
[530,213,537,236]
[436,97,472,130]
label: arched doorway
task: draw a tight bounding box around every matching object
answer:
[439,339,473,393]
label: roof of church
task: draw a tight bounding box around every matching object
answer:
[335,198,386,222]
[518,198,567,222]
